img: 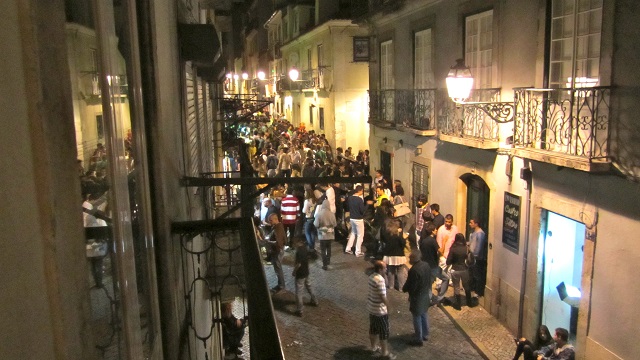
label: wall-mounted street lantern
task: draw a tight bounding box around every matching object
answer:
[446,59,514,123]
[257,71,266,81]
[241,72,249,80]
[288,67,299,81]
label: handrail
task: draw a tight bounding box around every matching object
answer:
[171,217,285,360]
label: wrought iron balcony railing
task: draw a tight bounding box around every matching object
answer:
[171,218,284,360]
[368,89,438,132]
[513,87,611,170]
[276,67,329,92]
[438,88,502,147]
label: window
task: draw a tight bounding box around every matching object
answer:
[307,48,312,71]
[319,107,325,130]
[465,10,493,89]
[380,40,394,89]
[412,163,429,209]
[549,0,602,88]
[414,29,433,89]
[309,105,313,125]
[317,44,324,67]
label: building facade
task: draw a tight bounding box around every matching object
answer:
[364,1,640,359]
[266,0,370,152]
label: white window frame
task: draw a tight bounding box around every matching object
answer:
[414,29,433,89]
[380,40,394,90]
[549,0,602,89]
[465,10,493,89]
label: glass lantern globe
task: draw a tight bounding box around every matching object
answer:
[446,59,473,102]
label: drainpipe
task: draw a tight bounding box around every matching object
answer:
[517,163,533,337]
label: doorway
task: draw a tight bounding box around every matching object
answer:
[540,211,585,340]
[461,174,490,297]
[380,150,392,182]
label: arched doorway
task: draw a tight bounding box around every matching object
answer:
[460,173,490,297]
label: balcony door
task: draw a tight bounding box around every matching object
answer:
[380,40,394,122]
[465,10,494,90]
[545,0,604,156]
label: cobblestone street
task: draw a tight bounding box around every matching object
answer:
[264,240,490,360]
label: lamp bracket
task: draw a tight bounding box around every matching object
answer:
[454,100,515,123]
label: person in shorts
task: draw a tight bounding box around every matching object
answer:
[368,260,396,359]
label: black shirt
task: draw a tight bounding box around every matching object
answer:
[294,245,310,279]
[419,234,439,270]
[432,214,445,229]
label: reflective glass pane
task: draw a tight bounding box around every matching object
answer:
[66,0,158,358]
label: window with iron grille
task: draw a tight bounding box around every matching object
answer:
[319,107,325,130]
[412,163,429,209]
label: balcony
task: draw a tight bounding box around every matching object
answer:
[368,89,438,135]
[276,67,329,93]
[513,87,611,172]
[438,88,503,149]
[171,218,284,360]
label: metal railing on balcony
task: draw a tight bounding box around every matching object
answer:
[368,89,438,131]
[172,218,284,360]
[513,87,611,162]
[276,67,329,92]
[438,88,502,143]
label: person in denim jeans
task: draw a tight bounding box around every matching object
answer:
[314,199,337,270]
[302,189,317,251]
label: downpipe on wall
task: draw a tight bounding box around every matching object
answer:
[517,162,533,337]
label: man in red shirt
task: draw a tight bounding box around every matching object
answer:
[280,187,300,249]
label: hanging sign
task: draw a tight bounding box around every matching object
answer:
[502,192,521,252]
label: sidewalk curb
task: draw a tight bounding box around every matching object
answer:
[439,304,494,360]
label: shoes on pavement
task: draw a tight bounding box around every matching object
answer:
[380,353,397,359]
[322,265,328,270]
[294,310,303,317]
[271,286,283,293]
[422,336,430,341]
[370,346,381,355]
[407,339,424,346]
[355,253,365,257]
[344,250,353,255]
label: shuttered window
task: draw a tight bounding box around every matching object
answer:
[414,29,433,89]
[185,62,201,177]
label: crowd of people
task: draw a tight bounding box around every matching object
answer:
[238,117,574,360]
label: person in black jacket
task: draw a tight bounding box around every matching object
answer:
[446,233,476,310]
[402,251,432,346]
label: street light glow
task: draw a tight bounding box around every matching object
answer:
[242,72,249,80]
[289,68,299,81]
[257,71,266,80]
[446,59,473,102]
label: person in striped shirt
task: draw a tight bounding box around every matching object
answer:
[280,187,300,249]
[368,260,396,359]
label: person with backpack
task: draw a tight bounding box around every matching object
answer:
[266,149,278,177]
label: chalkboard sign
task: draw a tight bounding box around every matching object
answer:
[502,192,521,252]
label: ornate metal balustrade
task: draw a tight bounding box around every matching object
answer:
[513,87,611,171]
[438,88,502,147]
[172,218,284,360]
[368,89,438,133]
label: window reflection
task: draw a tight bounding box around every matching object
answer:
[66,0,158,358]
